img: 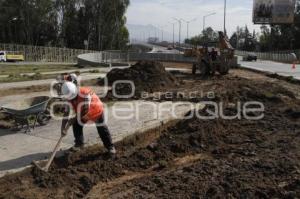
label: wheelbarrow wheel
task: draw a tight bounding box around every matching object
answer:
[37,112,51,126]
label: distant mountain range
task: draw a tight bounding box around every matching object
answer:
[126,24,177,42]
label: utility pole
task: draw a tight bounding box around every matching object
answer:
[173,17,182,46]
[203,12,216,32]
[224,0,227,34]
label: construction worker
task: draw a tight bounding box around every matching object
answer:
[60,82,116,155]
[210,48,218,61]
[64,73,79,85]
[55,73,79,96]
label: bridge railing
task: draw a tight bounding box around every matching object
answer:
[77,51,197,66]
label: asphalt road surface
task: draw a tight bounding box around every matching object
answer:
[239,58,300,80]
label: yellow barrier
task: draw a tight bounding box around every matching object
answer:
[6,54,25,61]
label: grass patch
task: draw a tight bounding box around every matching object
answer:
[0,73,58,83]
[0,63,82,76]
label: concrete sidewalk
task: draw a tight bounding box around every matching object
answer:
[0,100,199,177]
[239,58,300,80]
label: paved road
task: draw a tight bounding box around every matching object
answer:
[132,41,181,54]
[239,58,300,80]
[149,46,181,54]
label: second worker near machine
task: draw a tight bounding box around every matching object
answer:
[60,82,116,155]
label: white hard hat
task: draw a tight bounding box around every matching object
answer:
[69,73,78,81]
[61,82,78,100]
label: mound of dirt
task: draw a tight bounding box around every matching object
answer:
[99,61,179,97]
[145,74,298,104]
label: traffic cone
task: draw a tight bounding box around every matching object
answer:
[292,62,296,70]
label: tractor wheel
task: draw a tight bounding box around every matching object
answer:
[199,61,210,78]
[192,63,197,75]
[219,57,230,75]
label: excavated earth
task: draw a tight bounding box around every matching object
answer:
[0,69,300,198]
[99,61,179,99]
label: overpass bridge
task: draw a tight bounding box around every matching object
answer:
[77,51,197,66]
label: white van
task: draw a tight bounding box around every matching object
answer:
[0,51,6,62]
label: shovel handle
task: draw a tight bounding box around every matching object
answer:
[43,120,73,172]
[44,136,64,171]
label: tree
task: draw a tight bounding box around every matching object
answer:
[0,0,130,50]
[229,26,257,51]
[185,27,218,46]
[0,0,59,45]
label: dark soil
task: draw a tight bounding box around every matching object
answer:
[0,71,300,198]
[99,61,179,98]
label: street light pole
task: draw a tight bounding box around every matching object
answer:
[173,17,182,46]
[181,18,197,40]
[224,0,227,34]
[169,22,175,47]
[10,17,18,43]
[202,12,216,32]
[159,25,166,41]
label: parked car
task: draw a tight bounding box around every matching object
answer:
[243,53,257,61]
[167,45,173,50]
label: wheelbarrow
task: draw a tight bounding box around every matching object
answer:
[0,96,52,133]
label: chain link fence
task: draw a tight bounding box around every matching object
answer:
[0,43,97,63]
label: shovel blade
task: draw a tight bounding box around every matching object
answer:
[32,161,48,173]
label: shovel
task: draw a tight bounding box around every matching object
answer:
[32,121,72,172]
[32,136,64,172]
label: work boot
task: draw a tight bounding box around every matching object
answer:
[104,146,117,159]
[109,146,117,155]
[69,144,84,152]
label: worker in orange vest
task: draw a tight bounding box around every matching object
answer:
[60,82,116,155]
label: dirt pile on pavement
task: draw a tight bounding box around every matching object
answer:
[0,72,300,198]
[99,61,179,97]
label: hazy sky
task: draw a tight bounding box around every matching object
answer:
[126,0,262,38]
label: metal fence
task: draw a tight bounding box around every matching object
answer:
[235,50,300,63]
[1,42,299,64]
[0,43,97,63]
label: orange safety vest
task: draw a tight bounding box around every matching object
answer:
[70,87,103,122]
